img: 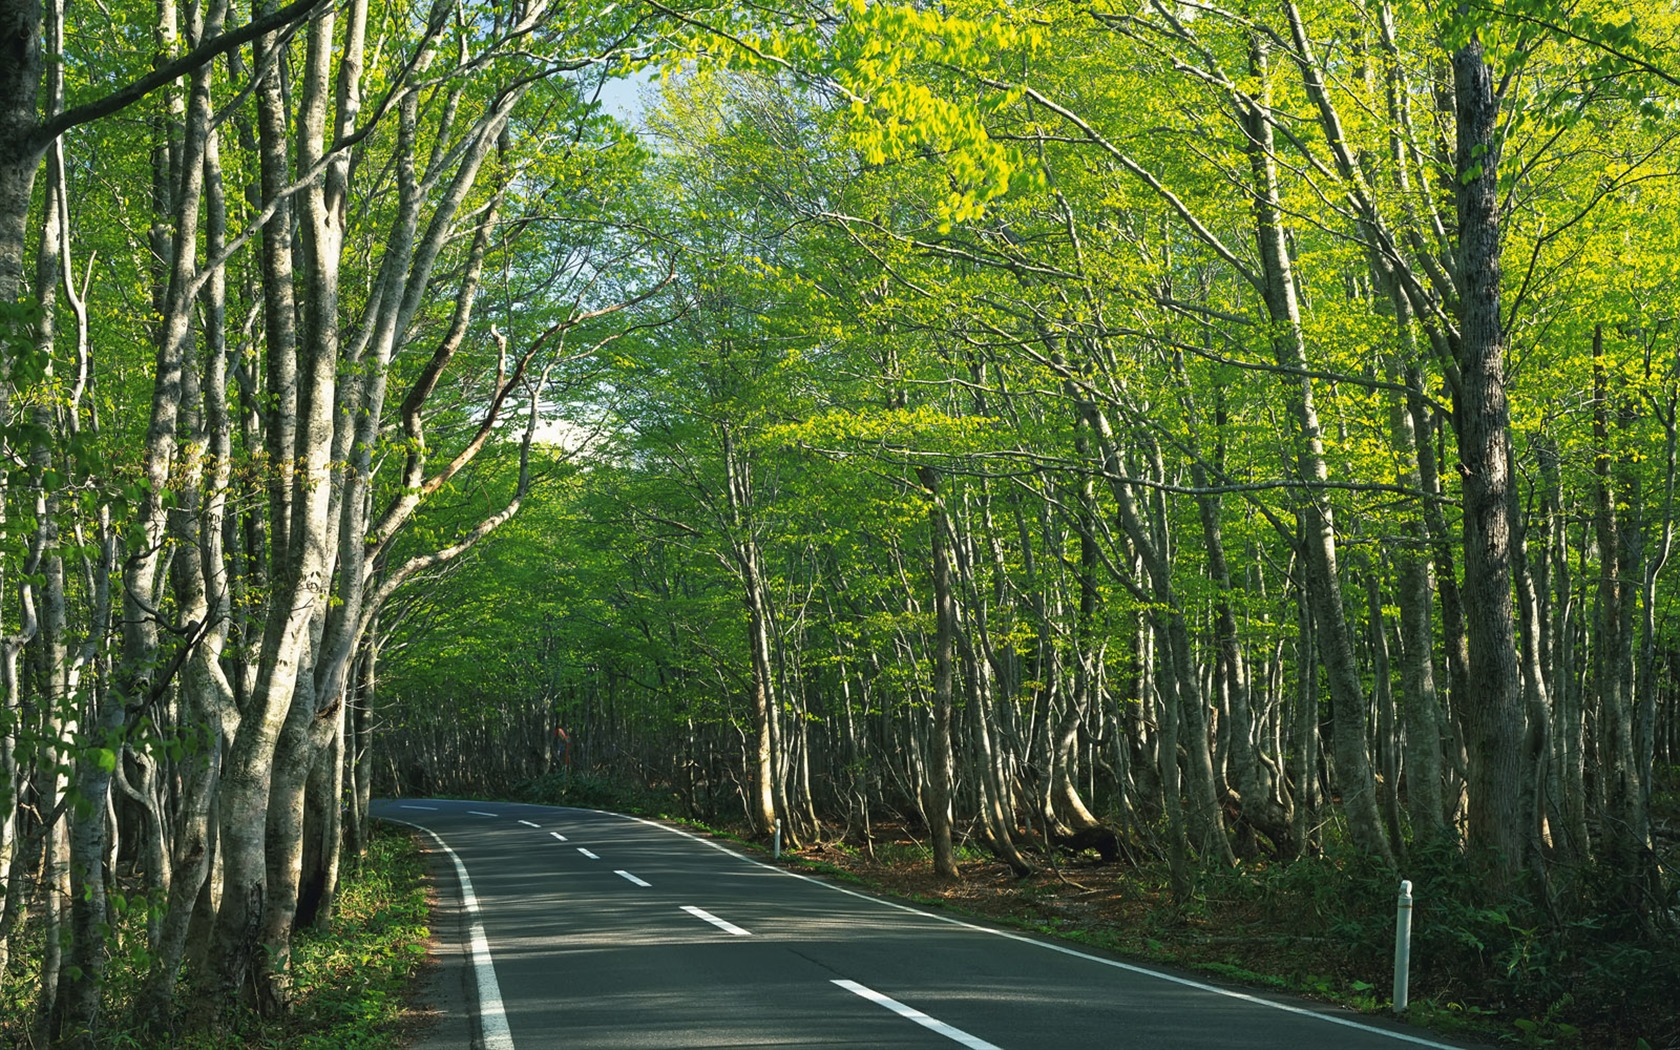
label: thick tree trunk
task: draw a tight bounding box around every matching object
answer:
[298,699,343,930]
[210,3,343,1009]
[257,669,340,1015]
[0,0,45,307]
[1451,35,1527,887]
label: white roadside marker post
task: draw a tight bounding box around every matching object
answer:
[1393,879,1413,1014]
[773,818,782,860]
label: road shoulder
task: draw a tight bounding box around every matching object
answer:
[400,833,478,1050]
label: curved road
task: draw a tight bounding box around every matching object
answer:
[373,799,1484,1049]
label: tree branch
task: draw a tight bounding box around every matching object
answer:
[29,0,333,152]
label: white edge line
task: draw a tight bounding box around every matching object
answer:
[614,869,651,887]
[591,808,1467,1050]
[833,979,1002,1050]
[468,810,499,817]
[681,904,751,936]
[518,820,541,828]
[382,818,514,1050]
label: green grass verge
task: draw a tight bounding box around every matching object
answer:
[0,823,431,1049]
[169,823,432,1049]
[267,824,434,1049]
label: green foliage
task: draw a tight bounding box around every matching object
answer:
[0,827,428,1048]
[515,771,680,818]
[276,828,434,1050]
[348,9,1680,1048]
[1197,837,1680,1044]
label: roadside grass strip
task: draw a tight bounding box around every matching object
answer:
[385,818,515,1050]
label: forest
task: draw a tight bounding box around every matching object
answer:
[1,0,1677,1046]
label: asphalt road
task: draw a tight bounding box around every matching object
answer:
[373,799,1486,1050]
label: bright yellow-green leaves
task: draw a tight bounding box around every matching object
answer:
[657,0,1038,230]
[834,4,1041,228]
[768,403,1000,454]
[815,1,1034,227]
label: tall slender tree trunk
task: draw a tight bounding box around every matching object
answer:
[1509,454,1553,891]
[211,2,344,1008]
[1366,569,1405,857]
[1056,449,1104,833]
[1246,33,1391,865]
[1075,402,1227,880]
[960,490,1033,874]
[920,465,960,882]
[1591,331,1650,895]
[1191,389,1294,857]
[344,636,378,864]
[1387,323,1447,842]
[724,427,780,839]
[1292,556,1319,857]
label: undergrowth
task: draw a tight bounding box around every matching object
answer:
[1192,837,1678,1047]
[726,820,1677,1049]
[0,823,429,1049]
[513,770,680,817]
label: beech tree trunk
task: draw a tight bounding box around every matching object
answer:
[1452,33,1526,887]
[920,465,960,882]
[1245,33,1391,866]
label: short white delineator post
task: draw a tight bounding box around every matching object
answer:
[773,818,782,860]
[1393,879,1414,1014]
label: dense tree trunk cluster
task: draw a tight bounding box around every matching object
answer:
[380,3,1679,925]
[4,0,1679,1041]
[0,0,656,1040]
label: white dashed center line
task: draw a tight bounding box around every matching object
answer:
[681,905,751,936]
[615,870,651,887]
[578,848,599,859]
[399,805,439,811]
[550,832,568,842]
[518,820,541,828]
[468,810,498,817]
[833,980,1001,1050]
